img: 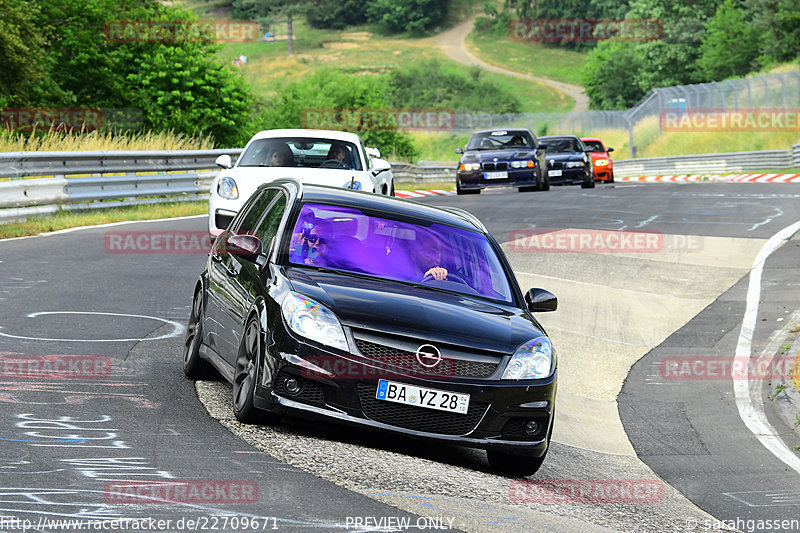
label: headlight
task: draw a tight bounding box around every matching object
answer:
[595,159,609,166]
[217,176,239,199]
[511,160,534,168]
[343,180,362,190]
[566,161,584,168]
[281,292,349,352]
[502,336,554,380]
[459,163,481,171]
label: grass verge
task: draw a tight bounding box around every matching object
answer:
[0,128,215,152]
[0,201,208,240]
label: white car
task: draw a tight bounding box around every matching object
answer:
[208,129,394,235]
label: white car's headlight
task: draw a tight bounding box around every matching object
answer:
[566,161,584,168]
[217,176,239,199]
[502,336,554,380]
[281,292,349,352]
[595,159,610,166]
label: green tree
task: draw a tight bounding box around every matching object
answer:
[698,0,760,80]
[365,0,449,34]
[233,0,312,54]
[0,0,46,105]
[581,40,644,109]
[306,0,368,29]
[751,0,800,64]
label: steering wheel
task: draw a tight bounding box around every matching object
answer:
[319,159,347,169]
[421,272,469,285]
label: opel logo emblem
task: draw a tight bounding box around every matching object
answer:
[415,344,441,368]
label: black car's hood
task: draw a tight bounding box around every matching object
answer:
[463,149,537,162]
[286,268,542,355]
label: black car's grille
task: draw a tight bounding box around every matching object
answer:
[274,369,325,405]
[354,339,498,378]
[357,383,488,435]
[548,161,563,169]
[501,416,549,441]
[483,162,508,171]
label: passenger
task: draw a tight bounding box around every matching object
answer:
[509,135,525,146]
[302,219,332,266]
[269,144,294,167]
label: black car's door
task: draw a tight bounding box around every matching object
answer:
[208,189,278,360]
[217,190,288,366]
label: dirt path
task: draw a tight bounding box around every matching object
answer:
[437,19,590,113]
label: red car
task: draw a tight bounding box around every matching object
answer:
[581,138,614,183]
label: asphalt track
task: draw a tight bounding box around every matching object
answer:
[0,181,799,532]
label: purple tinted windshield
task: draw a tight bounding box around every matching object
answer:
[287,203,513,302]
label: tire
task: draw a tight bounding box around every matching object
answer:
[581,173,595,189]
[540,174,550,191]
[486,449,547,477]
[233,316,264,423]
[609,172,615,183]
[183,288,213,379]
[389,181,395,196]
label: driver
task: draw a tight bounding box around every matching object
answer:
[412,233,448,281]
[269,143,294,167]
[325,142,351,169]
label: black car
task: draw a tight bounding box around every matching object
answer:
[184,179,558,475]
[538,135,595,189]
[455,128,549,195]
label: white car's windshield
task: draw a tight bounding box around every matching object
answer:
[238,138,363,171]
[287,203,514,303]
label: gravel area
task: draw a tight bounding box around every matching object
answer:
[196,380,738,533]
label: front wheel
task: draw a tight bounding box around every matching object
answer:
[389,180,395,196]
[581,174,595,189]
[486,449,547,477]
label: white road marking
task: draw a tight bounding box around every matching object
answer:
[0,311,184,342]
[0,214,207,243]
[733,219,800,474]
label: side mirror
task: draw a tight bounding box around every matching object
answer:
[455,147,463,154]
[607,147,614,153]
[524,288,557,313]
[226,234,263,265]
[537,143,547,150]
[215,154,233,169]
[366,147,381,159]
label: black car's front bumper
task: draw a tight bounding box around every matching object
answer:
[457,168,540,191]
[254,331,556,457]
[547,166,590,185]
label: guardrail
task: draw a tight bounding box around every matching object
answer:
[614,144,800,177]
[1,145,798,224]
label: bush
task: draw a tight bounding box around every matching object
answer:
[306,0,368,29]
[259,69,418,159]
[365,0,449,34]
[387,59,521,113]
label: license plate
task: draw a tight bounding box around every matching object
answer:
[548,169,562,177]
[375,379,470,415]
[485,171,508,180]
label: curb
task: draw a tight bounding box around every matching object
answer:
[620,173,800,183]
[394,189,455,198]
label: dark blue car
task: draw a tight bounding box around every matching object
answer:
[538,135,595,188]
[456,128,549,194]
